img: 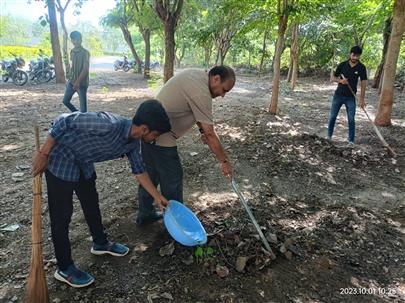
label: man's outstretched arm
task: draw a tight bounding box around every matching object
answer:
[198,122,232,178]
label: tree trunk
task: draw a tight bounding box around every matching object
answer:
[163,20,176,82]
[204,45,212,67]
[120,25,142,74]
[375,0,405,126]
[47,0,65,83]
[58,8,70,76]
[290,22,299,90]
[153,0,183,82]
[142,29,151,79]
[259,30,269,76]
[175,46,185,69]
[269,12,288,114]
[372,17,392,88]
[220,52,225,66]
[215,48,220,65]
[287,59,293,82]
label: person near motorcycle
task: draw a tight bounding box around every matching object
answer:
[62,31,90,112]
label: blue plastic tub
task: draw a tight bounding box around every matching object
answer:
[163,200,207,246]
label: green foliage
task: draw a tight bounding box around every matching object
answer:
[194,246,215,263]
[0,15,30,46]
[0,45,52,60]
[2,0,403,78]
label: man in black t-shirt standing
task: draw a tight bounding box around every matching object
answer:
[327,45,367,145]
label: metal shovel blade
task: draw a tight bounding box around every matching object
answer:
[231,178,276,259]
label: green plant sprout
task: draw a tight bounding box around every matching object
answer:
[194,246,214,263]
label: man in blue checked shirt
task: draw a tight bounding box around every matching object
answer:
[32,99,171,288]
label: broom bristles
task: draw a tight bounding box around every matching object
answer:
[25,126,50,303]
[25,245,49,303]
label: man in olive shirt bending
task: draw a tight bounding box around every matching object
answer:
[137,66,235,225]
[62,31,90,112]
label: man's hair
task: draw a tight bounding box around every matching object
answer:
[132,99,171,134]
[350,45,362,55]
[208,65,235,82]
[70,31,82,40]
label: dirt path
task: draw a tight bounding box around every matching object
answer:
[0,70,404,303]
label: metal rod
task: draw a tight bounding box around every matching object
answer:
[231,178,276,259]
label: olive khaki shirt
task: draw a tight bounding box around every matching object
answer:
[155,69,214,147]
[69,46,90,87]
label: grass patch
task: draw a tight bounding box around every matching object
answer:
[147,72,163,91]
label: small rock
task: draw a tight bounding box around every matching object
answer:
[189,152,199,156]
[147,293,160,303]
[235,256,248,272]
[0,224,20,232]
[285,251,293,260]
[216,264,229,278]
[283,238,294,249]
[160,292,173,300]
[342,150,351,157]
[159,242,175,257]
[279,245,287,254]
[15,274,28,279]
[265,232,277,244]
[182,255,194,265]
[133,243,149,253]
[12,172,25,182]
[16,164,30,170]
[315,256,333,270]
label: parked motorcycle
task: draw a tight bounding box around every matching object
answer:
[114,56,133,72]
[150,61,160,70]
[1,56,28,86]
[28,56,54,84]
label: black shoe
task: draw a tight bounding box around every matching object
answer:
[136,212,163,226]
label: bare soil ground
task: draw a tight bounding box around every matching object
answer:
[0,68,404,303]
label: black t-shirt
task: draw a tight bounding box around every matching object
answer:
[334,60,367,97]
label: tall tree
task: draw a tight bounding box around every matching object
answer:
[47,0,66,83]
[153,0,184,82]
[174,1,200,68]
[375,0,405,126]
[101,0,143,73]
[269,0,291,114]
[259,29,270,76]
[131,0,160,79]
[372,17,392,89]
[55,0,87,77]
[289,21,299,90]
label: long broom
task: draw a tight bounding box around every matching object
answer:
[25,125,50,303]
[343,78,397,157]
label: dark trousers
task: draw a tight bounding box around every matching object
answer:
[62,81,88,112]
[138,143,183,217]
[45,170,107,270]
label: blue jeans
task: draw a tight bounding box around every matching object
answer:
[138,143,183,218]
[327,94,356,143]
[62,82,88,112]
